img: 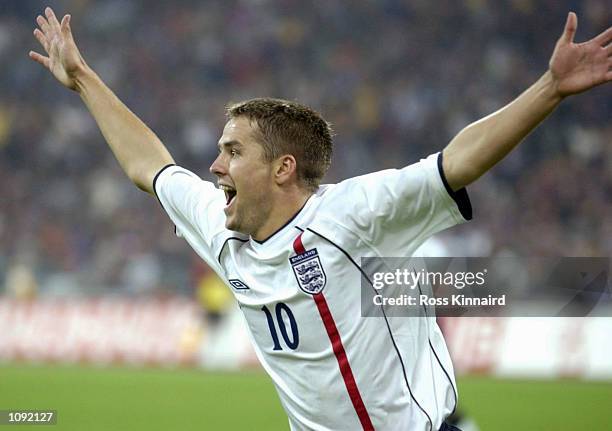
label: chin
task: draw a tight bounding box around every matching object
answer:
[225,217,245,234]
[225,219,237,231]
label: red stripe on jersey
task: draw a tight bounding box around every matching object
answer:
[293,233,374,431]
[293,234,307,255]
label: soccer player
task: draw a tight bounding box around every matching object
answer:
[30,7,611,431]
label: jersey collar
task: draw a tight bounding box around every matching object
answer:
[249,193,316,249]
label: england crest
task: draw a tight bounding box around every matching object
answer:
[290,248,327,295]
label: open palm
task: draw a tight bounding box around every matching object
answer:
[549,12,612,97]
[29,7,87,91]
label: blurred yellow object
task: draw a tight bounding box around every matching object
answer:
[5,263,37,300]
[197,273,234,313]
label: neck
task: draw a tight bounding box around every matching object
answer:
[252,191,312,242]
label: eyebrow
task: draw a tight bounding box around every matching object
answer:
[217,140,243,151]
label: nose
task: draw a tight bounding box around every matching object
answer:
[209,153,227,177]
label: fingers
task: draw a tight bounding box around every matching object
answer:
[33,28,49,53]
[45,7,61,31]
[561,11,577,44]
[32,8,71,58]
[61,14,71,32]
[36,15,50,35]
[28,50,50,69]
[36,7,63,38]
[60,14,73,38]
[594,26,612,47]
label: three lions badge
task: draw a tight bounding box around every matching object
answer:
[290,248,326,295]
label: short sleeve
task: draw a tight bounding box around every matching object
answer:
[318,152,471,256]
[153,165,228,268]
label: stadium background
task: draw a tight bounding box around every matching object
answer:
[1,0,611,430]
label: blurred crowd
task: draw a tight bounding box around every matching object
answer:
[1,0,610,297]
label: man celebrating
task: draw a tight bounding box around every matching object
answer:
[30,7,610,431]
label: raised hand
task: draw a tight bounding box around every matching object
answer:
[549,12,612,97]
[29,7,87,91]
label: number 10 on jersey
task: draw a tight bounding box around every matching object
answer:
[262,303,299,350]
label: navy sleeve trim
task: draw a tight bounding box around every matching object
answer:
[437,152,472,221]
[152,163,176,198]
[152,164,177,236]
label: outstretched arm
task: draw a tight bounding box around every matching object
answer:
[443,12,611,191]
[29,7,174,194]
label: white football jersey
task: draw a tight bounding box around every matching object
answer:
[154,152,471,431]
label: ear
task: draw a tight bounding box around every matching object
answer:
[273,154,298,186]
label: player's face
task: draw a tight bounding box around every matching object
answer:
[210,117,275,236]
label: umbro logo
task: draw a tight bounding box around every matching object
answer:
[228,279,250,290]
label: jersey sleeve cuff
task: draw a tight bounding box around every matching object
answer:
[152,163,176,199]
[437,152,472,221]
[152,163,180,236]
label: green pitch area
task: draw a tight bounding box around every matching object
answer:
[1,364,611,430]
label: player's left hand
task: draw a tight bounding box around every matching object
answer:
[549,12,612,97]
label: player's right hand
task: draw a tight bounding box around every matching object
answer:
[29,7,87,91]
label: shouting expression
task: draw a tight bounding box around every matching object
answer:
[210,117,275,236]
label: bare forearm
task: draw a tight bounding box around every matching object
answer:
[74,67,174,194]
[443,71,563,190]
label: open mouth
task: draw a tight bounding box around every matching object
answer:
[220,185,237,206]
